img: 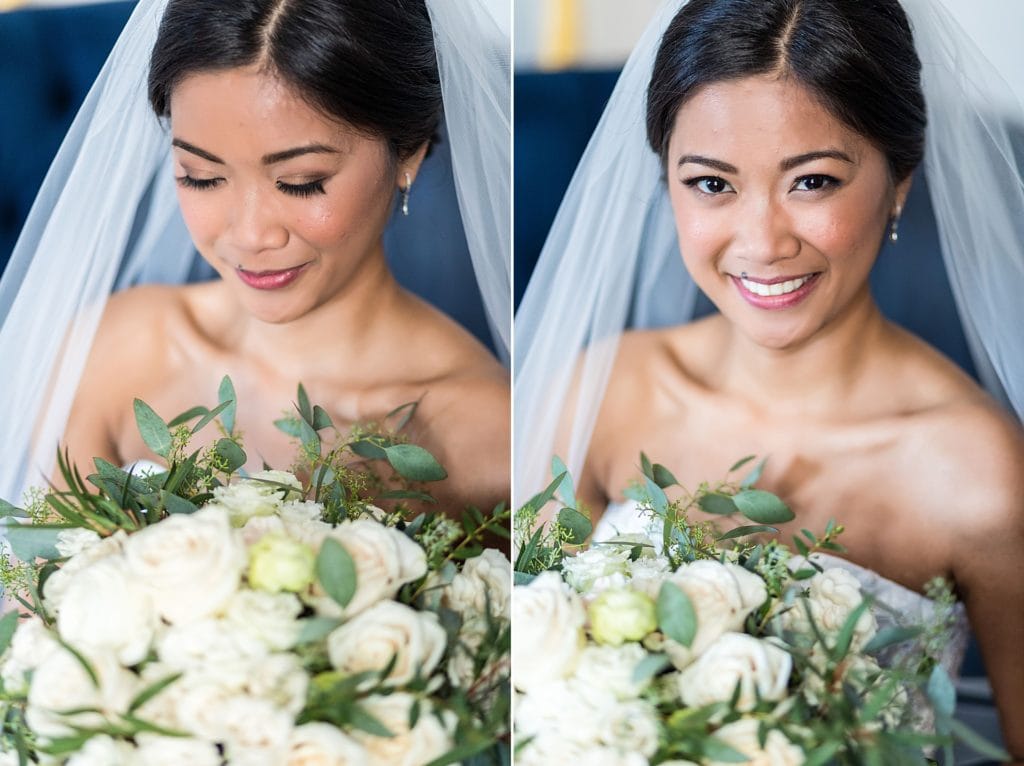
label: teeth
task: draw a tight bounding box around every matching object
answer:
[740,275,811,297]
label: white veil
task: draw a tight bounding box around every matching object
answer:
[0,0,511,504]
[513,0,1024,505]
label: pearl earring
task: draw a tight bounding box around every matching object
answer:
[401,172,412,216]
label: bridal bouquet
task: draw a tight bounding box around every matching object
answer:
[512,456,1005,765]
[0,380,511,766]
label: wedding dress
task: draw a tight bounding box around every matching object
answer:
[0,0,510,505]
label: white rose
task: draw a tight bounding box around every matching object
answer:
[43,530,127,612]
[280,499,325,525]
[512,572,586,692]
[709,718,805,766]
[123,506,247,624]
[352,693,454,766]
[785,568,877,650]
[572,643,649,700]
[241,514,287,546]
[311,520,426,617]
[579,746,650,766]
[216,696,294,762]
[597,699,660,757]
[444,548,512,623]
[327,601,446,687]
[170,675,244,741]
[55,527,101,558]
[26,649,139,740]
[132,734,221,766]
[515,735,590,766]
[627,555,671,600]
[245,653,309,715]
[514,679,615,747]
[287,723,369,766]
[677,632,792,710]
[0,752,18,766]
[225,589,303,651]
[210,470,302,527]
[663,560,767,669]
[1,616,59,694]
[57,557,156,666]
[156,618,266,670]
[66,735,134,766]
[562,546,630,595]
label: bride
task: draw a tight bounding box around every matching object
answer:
[0,0,510,512]
[515,0,1023,756]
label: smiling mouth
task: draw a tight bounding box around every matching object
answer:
[235,262,311,290]
[738,274,816,297]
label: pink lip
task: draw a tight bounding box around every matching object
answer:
[236,263,310,290]
[731,272,821,310]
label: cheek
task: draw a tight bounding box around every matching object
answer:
[292,202,348,249]
[798,193,886,265]
[176,192,222,247]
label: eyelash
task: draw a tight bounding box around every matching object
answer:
[682,174,842,195]
[175,175,327,198]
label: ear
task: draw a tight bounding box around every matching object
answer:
[396,142,430,188]
[892,173,914,217]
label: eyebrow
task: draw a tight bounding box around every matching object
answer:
[171,139,339,166]
[677,149,854,174]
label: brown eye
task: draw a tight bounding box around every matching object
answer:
[684,176,734,195]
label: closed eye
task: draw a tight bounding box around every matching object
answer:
[792,174,840,192]
[176,175,222,191]
[277,179,327,198]
[682,176,735,195]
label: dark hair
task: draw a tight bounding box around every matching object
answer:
[149,0,441,160]
[646,0,926,182]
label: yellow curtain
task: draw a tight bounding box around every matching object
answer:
[540,0,579,71]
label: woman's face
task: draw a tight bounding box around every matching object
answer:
[170,66,418,324]
[666,75,910,350]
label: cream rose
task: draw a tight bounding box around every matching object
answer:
[65,735,134,765]
[132,735,221,766]
[327,601,446,687]
[562,546,630,594]
[663,560,767,669]
[512,571,587,692]
[677,632,792,710]
[352,693,454,766]
[123,506,246,624]
[42,530,127,612]
[515,678,615,747]
[287,723,369,766]
[597,699,660,757]
[55,527,101,558]
[1,616,59,694]
[56,557,156,666]
[785,568,877,650]
[572,643,649,700]
[156,618,267,670]
[444,548,512,622]
[26,649,138,740]
[709,718,805,766]
[215,696,294,761]
[225,590,303,651]
[627,555,671,600]
[209,470,302,527]
[310,520,426,617]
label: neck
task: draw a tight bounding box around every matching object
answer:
[234,244,404,376]
[716,288,889,418]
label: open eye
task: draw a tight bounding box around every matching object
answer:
[176,175,222,191]
[276,179,327,198]
[683,176,735,195]
[792,174,840,192]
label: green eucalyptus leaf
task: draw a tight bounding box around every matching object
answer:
[740,457,767,488]
[297,384,313,425]
[379,490,437,504]
[297,617,343,644]
[551,456,576,508]
[215,438,247,473]
[644,476,669,518]
[514,571,536,586]
[4,522,62,561]
[652,463,679,489]
[863,625,923,654]
[316,538,357,608]
[557,507,592,545]
[133,399,172,459]
[831,598,872,660]
[729,455,757,472]
[192,399,233,436]
[424,740,496,766]
[522,471,564,514]
[702,737,750,763]
[128,672,183,714]
[632,652,670,684]
[926,665,956,719]
[657,581,697,647]
[640,452,654,481]
[947,718,1012,762]
[0,612,20,656]
[698,493,738,516]
[312,405,334,431]
[275,417,304,439]
[167,406,208,428]
[0,498,25,518]
[348,703,394,737]
[385,400,419,432]
[733,490,794,524]
[350,439,388,460]
[384,444,447,482]
[299,419,321,454]
[218,376,237,434]
[716,524,777,542]
[161,491,198,515]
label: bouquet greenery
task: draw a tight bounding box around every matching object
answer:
[513,455,1006,765]
[0,378,510,766]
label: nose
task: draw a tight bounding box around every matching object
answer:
[228,185,289,254]
[731,196,801,266]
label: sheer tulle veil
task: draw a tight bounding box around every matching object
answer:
[0,0,510,503]
[514,0,1024,504]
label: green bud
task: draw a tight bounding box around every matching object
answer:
[248,533,316,593]
[588,588,657,646]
